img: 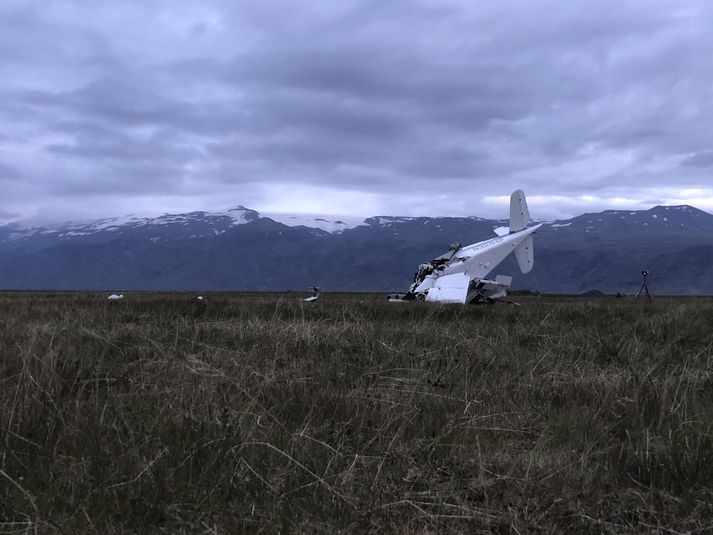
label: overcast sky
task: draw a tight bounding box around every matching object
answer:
[1,0,712,223]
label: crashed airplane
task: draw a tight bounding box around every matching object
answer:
[399,190,541,304]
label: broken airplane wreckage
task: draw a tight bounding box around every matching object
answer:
[397,190,541,304]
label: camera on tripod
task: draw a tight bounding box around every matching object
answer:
[636,269,651,303]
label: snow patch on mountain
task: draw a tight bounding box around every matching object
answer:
[365,216,421,227]
[262,212,367,233]
[85,218,146,233]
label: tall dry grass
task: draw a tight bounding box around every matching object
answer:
[1,292,712,533]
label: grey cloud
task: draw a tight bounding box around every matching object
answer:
[0,208,20,220]
[0,161,21,181]
[45,121,202,164]
[681,151,713,168]
[1,0,713,220]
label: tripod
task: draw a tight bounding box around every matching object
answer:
[635,271,651,303]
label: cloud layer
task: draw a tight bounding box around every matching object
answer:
[1,0,712,222]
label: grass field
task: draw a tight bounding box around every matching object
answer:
[1,292,713,533]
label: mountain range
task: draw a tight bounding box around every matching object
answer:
[1,204,713,295]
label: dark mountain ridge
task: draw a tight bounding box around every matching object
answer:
[1,204,712,294]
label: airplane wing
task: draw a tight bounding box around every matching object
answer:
[425,273,470,303]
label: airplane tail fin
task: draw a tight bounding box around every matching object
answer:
[509,189,530,233]
[514,235,534,273]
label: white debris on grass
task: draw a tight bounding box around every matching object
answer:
[303,286,320,302]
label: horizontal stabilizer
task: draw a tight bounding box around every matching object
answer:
[425,273,470,304]
[509,189,530,233]
[495,274,513,286]
[514,235,534,273]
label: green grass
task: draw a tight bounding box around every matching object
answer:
[1,293,713,533]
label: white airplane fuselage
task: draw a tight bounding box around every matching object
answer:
[403,190,540,304]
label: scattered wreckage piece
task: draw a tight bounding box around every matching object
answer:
[303,286,320,302]
[107,294,124,300]
[399,189,541,304]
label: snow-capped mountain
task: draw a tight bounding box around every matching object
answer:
[0,207,367,243]
[0,207,260,242]
[548,205,713,234]
[4,203,709,244]
[1,204,713,294]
